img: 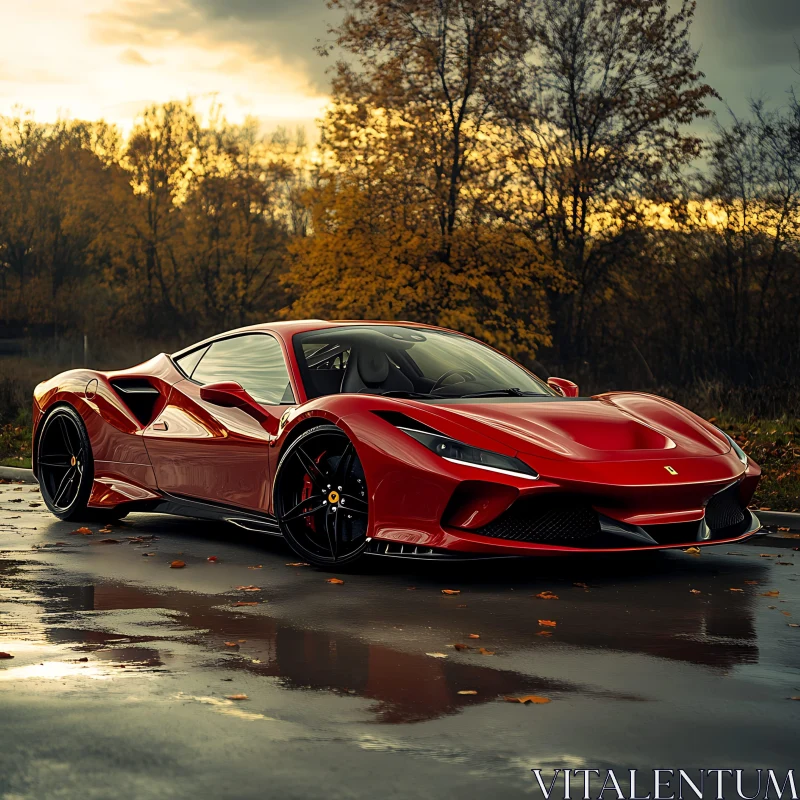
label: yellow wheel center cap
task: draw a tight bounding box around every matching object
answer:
[328,490,340,504]
[70,456,76,467]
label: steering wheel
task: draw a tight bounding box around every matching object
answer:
[431,369,476,393]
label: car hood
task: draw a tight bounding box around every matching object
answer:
[416,392,731,464]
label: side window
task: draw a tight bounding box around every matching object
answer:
[174,345,209,378]
[192,335,295,405]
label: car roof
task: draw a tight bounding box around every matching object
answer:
[172,320,458,357]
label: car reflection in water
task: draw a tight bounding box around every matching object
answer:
[24,572,762,725]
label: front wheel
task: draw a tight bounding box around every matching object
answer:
[274,425,369,568]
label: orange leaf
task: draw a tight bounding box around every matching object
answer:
[457,690,478,695]
[536,631,553,637]
[235,585,259,591]
[477,647,495,656]
[729,588,744,592]
[538,619,557,627]
[441,589,461,595]
[781,611,792,617]
[534,591,559,600]
[286,562,310,567]
[468,633,480,639]
[170,560,186,569]
[226,694,248,701]
[760,591,780,597]
[690,589,701,594]
[504,695,551,704]
[327,578,345,584]
[235,602,259,606]
[744,580,759,585]
[683,547,701,555]
[224,642,239,647]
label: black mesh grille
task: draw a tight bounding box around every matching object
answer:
[474,497,601,544]
[705,484,747,532]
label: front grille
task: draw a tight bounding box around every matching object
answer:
[474,497,601,544]
[705,484,747,532]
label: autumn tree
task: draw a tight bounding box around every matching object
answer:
[286,0,557,360]
[505,0,717,366]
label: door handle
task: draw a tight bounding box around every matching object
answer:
[152,421,169,431]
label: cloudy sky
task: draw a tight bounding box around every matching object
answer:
[0,0,798,137]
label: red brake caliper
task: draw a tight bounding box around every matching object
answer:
[301,451,327,532]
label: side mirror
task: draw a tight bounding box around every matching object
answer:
[200,381,278,432]
[547,377,579,398]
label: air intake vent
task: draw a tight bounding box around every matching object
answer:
[110,379,160,427]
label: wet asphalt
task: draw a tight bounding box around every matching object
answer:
[0,481,799,800]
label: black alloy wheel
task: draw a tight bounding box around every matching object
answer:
[274,425,369,567]
[38,405,94,519]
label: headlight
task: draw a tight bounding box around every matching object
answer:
[399,427,539,480]
[720,430,748,468]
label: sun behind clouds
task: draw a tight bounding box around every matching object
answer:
[0,0,329,133]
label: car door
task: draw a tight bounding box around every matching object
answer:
[143,333,296,512]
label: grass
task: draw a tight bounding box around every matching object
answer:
[2,413,797,510]
[0,423,33,469]
[712,415,800,512]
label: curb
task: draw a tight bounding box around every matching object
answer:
[755,510,800,532]
[0,466,36,483]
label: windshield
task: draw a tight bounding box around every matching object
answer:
[294,325,554,400]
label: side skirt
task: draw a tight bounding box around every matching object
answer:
[139,492,282,537]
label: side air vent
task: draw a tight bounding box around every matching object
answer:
[110,379,161,427]
[371,410,440,434]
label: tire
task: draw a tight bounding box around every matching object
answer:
[274,424,370,568]
[37,404,108,522]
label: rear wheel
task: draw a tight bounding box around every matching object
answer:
[37,405,127,523]
[274,425,369,567]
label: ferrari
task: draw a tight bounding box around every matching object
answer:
[32,320,762,566]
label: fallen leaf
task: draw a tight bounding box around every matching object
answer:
[235,585,260,591]
[760,591,780,597]
[453,643,470,651]
[224,642,239,648]
[536,631,553,637]
[684,547,701,555]
[98,538,120,544]
[0,652,13,659]
[778,527,791,532]
[573,582,589,589]
[477,647,495,656]
[227,694,248,701]
[235,602,259,607]
[207,556,218,562]
[468,634,480,639]
[781,611,792,617]
[286,562,310,567]
[760,554,779,558]
[729,588,744,592]
[98,527,112,534]
[70,527,93,535]
[538,619,557,627]
[788,623,799,628]
[170,560,186,569]
[426,652,448,658]
[238,639,247,643]
[142,552,156,557]
[789,697,800,701]
[690,589,702,594]
[504,695,551,704]
[457,690,478,695]
[441,589,461,595]
[534,591,559,600]
[327,578,345,585]
[744,580,759,585]
[248,565,263,570]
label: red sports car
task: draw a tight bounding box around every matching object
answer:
[32,320,762,566]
